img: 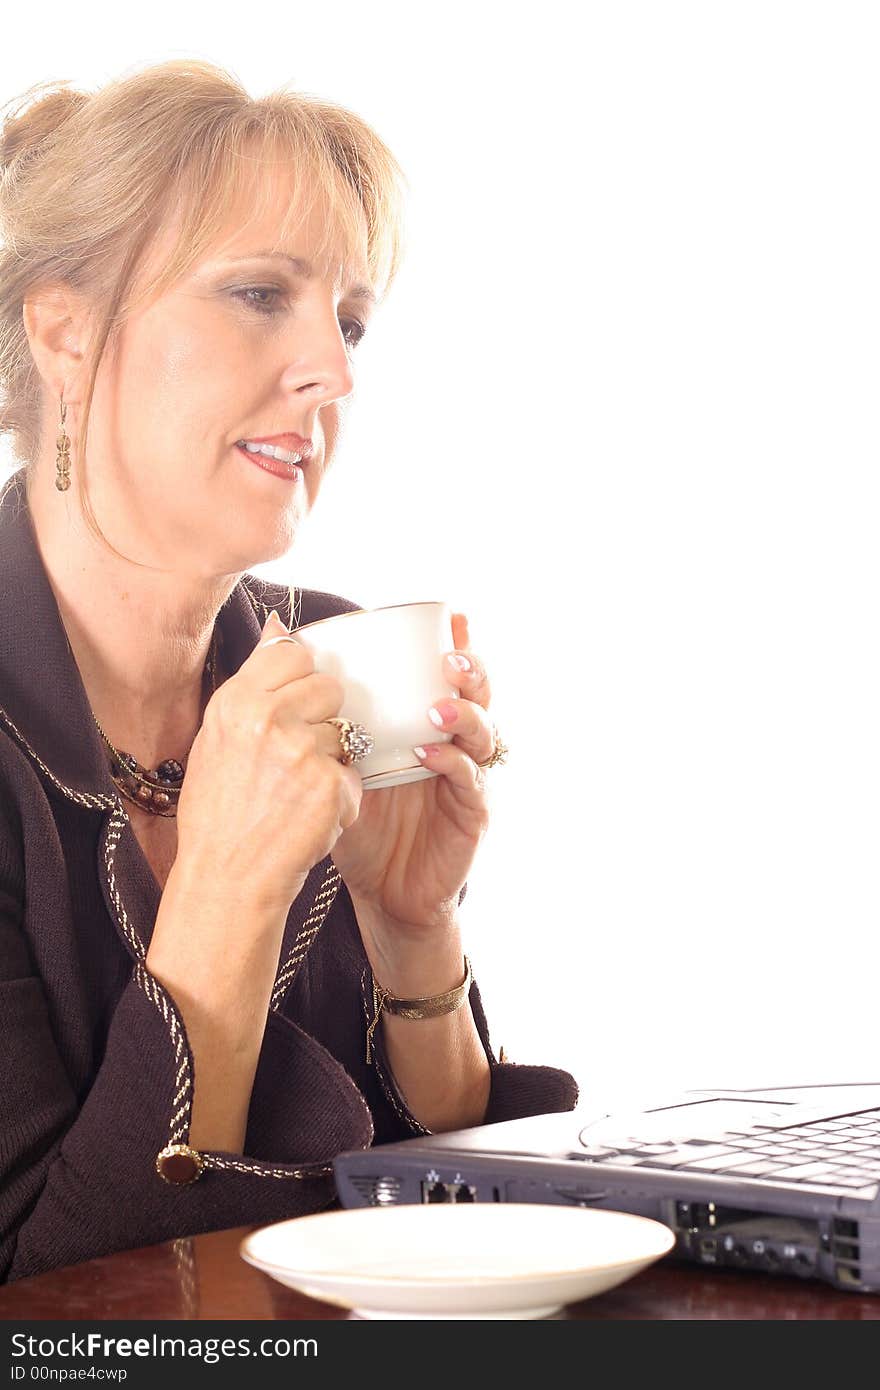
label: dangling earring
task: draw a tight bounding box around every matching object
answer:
[55,397,71,492]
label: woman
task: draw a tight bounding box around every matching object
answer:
[0,59,577,1283]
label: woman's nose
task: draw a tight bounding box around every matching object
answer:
[279,301,355,403]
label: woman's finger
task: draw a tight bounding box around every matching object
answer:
[445,618,491,712]
[451,611,470,653]
[243,628,314,692]
[275,671,347,724]
[427,694,495,768]
[314,719,356,763]
[412,739,491,804]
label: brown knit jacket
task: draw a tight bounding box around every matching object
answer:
[0,468,578,1283]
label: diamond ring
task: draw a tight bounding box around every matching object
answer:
[326,717,374,766]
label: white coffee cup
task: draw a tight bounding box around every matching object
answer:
[294,601,459,789]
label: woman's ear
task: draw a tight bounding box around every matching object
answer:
[22,284,92,404]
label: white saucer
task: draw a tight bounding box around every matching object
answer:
[240,1203,674,1320]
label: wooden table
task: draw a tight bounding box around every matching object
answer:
[1,1227,878,1320]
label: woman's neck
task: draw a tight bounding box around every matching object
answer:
[27,472,236,769]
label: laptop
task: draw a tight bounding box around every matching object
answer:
[333,1082,880,1292]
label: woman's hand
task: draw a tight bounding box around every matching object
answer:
[174,611,363,914]
[329,614,495,933]
[146,611,365,1152]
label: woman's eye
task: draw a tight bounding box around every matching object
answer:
[230,288,366,346]
[232,286,284,314]
[340,318,367,350]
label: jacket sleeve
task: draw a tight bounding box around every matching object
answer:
[0,804,373,1284]
[308,882,580,1144]
[360,966,580,1142]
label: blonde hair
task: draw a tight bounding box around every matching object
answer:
[0,58,406,588]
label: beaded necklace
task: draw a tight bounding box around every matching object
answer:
[82,627,220,819]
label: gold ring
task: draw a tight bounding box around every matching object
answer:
[477,730,508,769]
[326,717,374,766]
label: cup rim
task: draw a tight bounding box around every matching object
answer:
[295,600,447,635]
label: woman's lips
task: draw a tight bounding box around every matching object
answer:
[235,442,303,482]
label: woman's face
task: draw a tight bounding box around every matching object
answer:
[85,170,375,576]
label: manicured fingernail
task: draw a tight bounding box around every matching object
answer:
[413,745,429,760]
[448,653,471,672]
[261,609,286,640]
[428,701,458,728]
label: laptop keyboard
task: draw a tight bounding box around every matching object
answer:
[576,1110,880,1191]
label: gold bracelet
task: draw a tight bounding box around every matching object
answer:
[365,956,473,1063]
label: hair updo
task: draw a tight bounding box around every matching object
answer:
[0,87,90,170]
[0,59,406,567]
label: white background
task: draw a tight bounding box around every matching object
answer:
[2,2,878,1118]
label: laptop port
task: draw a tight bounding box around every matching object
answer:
[676,1202,715,1230]
[421,1180,453,1203]
[451,1183,477,1203]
